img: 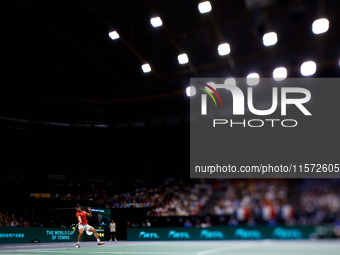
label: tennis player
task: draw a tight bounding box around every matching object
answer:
[75,204,105,248]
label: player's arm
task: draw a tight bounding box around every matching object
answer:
[87,207,92,217]
[78,215,82,224]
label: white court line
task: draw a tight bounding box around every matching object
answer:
[3,245,63,249]
[0,253,48,255]
[1,252,196,254]
[196,242,256,255]
[0,242,149,253]
[55,252,192,254]
[0,254,49,255]
[11,243,256,255]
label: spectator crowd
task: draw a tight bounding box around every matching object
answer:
[0,212,31,227]
[1,168,340,231]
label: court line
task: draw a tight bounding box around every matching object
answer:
[2,245,65,249]
[0,242,152,253]
[196,242,256,255]
[1,243,255,255]
[1,252,196,254]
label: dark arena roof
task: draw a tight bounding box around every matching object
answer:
[2,0,340,123]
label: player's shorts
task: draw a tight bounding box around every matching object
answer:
[78,224,91,232]
[110,231,116,235]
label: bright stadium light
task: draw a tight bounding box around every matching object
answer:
[150,17,163,27]
[178,53,189,64]
[141,63,151,73]
[301,61,317,76]
[186,86,196,97]
[224,78,236,86]
[108,31,119,40]
[218,43,231,56]
[263,32,277,46]
[273,67,287,81]
[198,1,212,14]
[312,18,329,34]
[247,73,260,86]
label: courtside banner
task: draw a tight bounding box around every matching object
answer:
[190,78,340,178]
[127,226,315,241]
[0,227,78,244]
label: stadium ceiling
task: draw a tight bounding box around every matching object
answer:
[1,0,340,126]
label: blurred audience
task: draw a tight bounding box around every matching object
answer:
[1,170,340,228]
[183,219,192,228]
[0,212,31,227]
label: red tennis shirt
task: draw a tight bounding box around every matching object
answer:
[76,210,88,225]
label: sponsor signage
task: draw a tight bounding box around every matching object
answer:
[127,226,315,241]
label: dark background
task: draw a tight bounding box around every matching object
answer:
[1,0,339,174]
[1,0,340,239]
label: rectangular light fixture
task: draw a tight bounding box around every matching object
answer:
[198,1,212,14]
[273,67,287,81]
[263,32,277,46]
[108,31,119,40]
[247,73,260,86]
[178,53,189,64]
[150,17,163,27]
[218,43,231,56]
[312,18,329,34]
[141,63,151,73]
[301,61,316,76]
[224,78,236,86]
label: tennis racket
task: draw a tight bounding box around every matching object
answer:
[70,223,93,235]
[70,223,79,233]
